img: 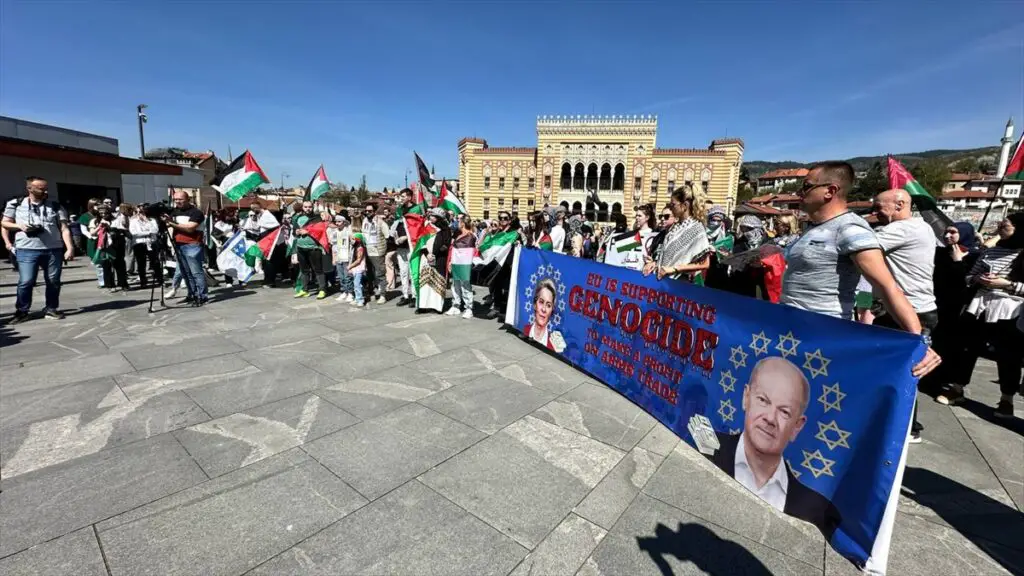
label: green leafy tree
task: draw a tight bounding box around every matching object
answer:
[736,184,755,203]
[909,159,951,198]
[780,180,804,193]
[850,161,888,201]
[356,175,370,203]
[951,157,979,174]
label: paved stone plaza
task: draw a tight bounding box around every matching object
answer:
[0,262,1021,576]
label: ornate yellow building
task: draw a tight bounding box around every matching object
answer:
[458,115,743,222]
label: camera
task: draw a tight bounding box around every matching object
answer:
[23,224,44,237]
[143,202,171,220]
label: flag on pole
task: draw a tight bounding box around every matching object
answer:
[212,150,270,201]
[305,165,330,201]
[204,202,215,250]
[886,156,953,240]
[473,229,518,285]
[414,151,435,191]
[243,226,282,267]
[437,180,467,216]
[217,232,255,283]
[1003,135,1024,181]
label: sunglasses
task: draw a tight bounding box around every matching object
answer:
[499,217,510,221]
[659,214,671,220]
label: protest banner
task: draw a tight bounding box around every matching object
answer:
[505,248,926,572]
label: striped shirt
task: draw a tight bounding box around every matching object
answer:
[966,246,1023,322]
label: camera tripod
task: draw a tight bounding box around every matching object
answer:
[147,229,203,313]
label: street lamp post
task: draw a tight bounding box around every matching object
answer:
[136,104,148,158]
[280,172,290,192]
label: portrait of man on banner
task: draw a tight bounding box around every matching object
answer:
[693,356,843,538]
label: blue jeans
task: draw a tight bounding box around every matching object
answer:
[15,248,64,313]
[335,263,353,295]
[352,271,364,304]
[175,243,207,300]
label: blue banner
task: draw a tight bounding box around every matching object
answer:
[506,248,926,567]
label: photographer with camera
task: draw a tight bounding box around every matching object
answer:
[1,176,75,323]
[162,190,208,305]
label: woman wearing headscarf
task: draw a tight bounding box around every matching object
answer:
[597,212,629,263]
[734,214,766,253]
[566,214,585,257]
[415,207,453,313]
[706,205,732,251]
[936,212,1024,419]
[642,184,711,282]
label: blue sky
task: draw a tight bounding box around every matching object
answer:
[2,2,1021,189]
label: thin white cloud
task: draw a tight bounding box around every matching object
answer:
[630,95,698,114]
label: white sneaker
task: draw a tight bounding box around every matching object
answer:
[462,310,474,320]
[445,307,461,316]
[167,288,177,299]
[376,295,387,304]
[350,300,364,307]
[336,293,347,302]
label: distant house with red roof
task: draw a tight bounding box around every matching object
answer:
[755,168,809,191]
[144,147,231,208]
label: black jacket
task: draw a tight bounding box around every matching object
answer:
[706,432,842,540]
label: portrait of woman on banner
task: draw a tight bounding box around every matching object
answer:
[524,278,561,351]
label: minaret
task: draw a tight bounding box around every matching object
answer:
[996,117,1015,177]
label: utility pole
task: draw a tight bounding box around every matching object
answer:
[405,169,410,188]
[280,172,290,192]
[136,104,148,158]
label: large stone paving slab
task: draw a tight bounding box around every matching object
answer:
[641,443,825,568]
[114,353,261,402]
[0,351,135,397]
[419,373,557,434]
[97,449,367,576]
[120,334,245,371]
[175,394,359,477]
[303,403,485,500]
[250,480,527,576]
[298,344,416,381]
[574,446,664,530]
[0,434,207,557]
[583,493,822,576]
[0,527,107,576]
[0,334,109,368]
[316,364,455,420]
[0,376,123,431]
[224,321,342,350]
[510,513,607,576]
[421,416,623,549]
[238,336,352,370]
[1,387,207,479]
[182,360,335,418]
[533,382,657,450]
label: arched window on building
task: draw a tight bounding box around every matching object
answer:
[597,202,609,222]
[585,200,597,221]
[612,164,625,191]
[560,163,571,190]
[559,201,570,212]
[612,202,622,216]
[573,163,585,190]
[572,201,583,214]
[585,164,598,192]
[599,164,612,191]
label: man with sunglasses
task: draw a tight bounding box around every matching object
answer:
[781,161,940,379]
[360,202,388,304]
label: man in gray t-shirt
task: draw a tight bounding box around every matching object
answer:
[782,211,880,320]
[871,192,937,314]
[1,176,74,322]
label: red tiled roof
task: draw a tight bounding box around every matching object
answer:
[757,168,809,180]
[941,189,993,199]
[652,148,726,156]
[773,193,801,202]
[734,202,791,216]
[749,193,775,204]
[181,151,214,161]
[458,137,487,146]
[711,138,744,147]
[476,147,536,155]
[749,193,801,205]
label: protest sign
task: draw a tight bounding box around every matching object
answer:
[505,248,925,571]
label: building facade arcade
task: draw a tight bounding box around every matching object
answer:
[458,115,743,221]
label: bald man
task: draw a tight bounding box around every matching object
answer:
[163,190,208,304]
[705,357,842,539]
[871,188,938,441]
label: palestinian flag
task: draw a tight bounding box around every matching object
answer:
[602,229,653,271]
[437,180,466,216]
[536,233,554,251]
[243,226,282,267]
[1003,135,1024,180]
[449,243,475,282]
[292,214,332,253]
[887,156,953,240]
[414,151,435,191]
[406,213,440,309]
[305,165,330,201]
[615,231,643,253]
[212,151,270,201]
[474,229,518,285]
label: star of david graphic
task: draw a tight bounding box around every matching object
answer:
[557,300,566,312]
[801,449,836,478]
[728,346,748,370]
[775,331,801,359]
[786,459,801,479]
[553,269,562,283]
[718,369,737,393]
[717,399,736,422]
[749,331,771,356]
[545,264,555,276]
[818,383,846,413]
[530,272,539,285]
[729,428,741,435]
[815,420,852,451]
[803,348,831,379]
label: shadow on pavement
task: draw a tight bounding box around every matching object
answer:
[637,522,773,576]
[0,323,29,347]
[902,467,1024,574]
[958,398,1024,437]
[65,299,147,315]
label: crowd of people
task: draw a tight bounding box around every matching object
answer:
[4,162,1023,424]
